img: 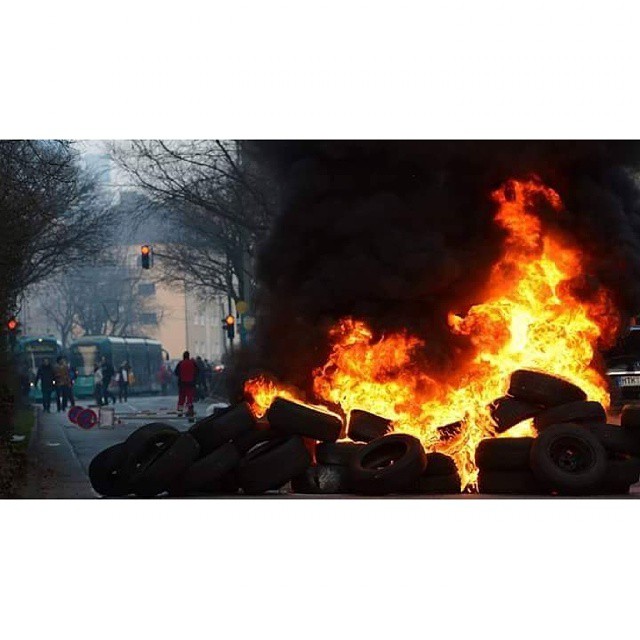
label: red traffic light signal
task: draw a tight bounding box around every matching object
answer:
[141,245,152,269]
[223,314,235,340]
[7,317,18,332]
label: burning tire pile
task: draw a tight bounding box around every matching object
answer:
[88,369,640,497]
[479,370,640,495]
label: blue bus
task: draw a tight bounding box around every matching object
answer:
[68,336,166,398]
[14,336,64,402]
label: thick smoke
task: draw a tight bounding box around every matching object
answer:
[236,141,640,396]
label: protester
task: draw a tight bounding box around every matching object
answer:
[174,350,197,416]
[93,364,104,406]
[100,356,116,405]
[117,360,131,402]
[53,356,75,412]
[34,357,55,413]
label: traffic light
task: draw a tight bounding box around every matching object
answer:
[141,244,152,269]
[7,317,18,333]
[224,314,235,340]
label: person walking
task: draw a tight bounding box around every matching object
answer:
[117,360,131,403]
[53,356,75,412]
[195,356,206,401]
[34,357,55,413]
[174,350,197,416]
[101,356,116,406]
[93,364,104,406]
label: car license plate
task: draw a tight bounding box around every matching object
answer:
[618,376,640,387]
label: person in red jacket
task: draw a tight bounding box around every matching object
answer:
[174,350,198,416]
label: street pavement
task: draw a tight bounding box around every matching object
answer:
[22,394,219,498]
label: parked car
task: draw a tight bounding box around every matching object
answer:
[606,326,640,408]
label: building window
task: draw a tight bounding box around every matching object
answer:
[138,283,156,296]
[139,312,158,325]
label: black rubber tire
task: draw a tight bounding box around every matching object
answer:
[583,423,640,456]
[477,470,546,495]
[621,405,640,432]
[603,457,640,487]
[238,435,312,495]
[124,423,179,459]
[404,473,461,495]
[316,441,365,466]
[291,464,352,494]
[133,433,201,498]
[489,396,540,433]
[534,401,606,432]
[233,427,282,456]
[173,442,240,495]
[123,424,181,480]
[349,434,427,495]
[266,398,343,442]
[424,452,458,477]
[89,443,131,497]
[189,402,256,456]
[530,423,608,495]
[347,410,392,443]
[508,370,587,407]
[474,437,534,471]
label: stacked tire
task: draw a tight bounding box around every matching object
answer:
[478,369,640,496]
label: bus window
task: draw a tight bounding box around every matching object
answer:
[70,345,99,376]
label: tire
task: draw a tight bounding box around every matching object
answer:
[424,452,458,477]
[266,398,343,442]
[123,424,181,480]
[238,435,312,495]
[474,437,534,471]
[404,473,461,495]
[530,423,608,495]
[583,423,640,456]
[349,434,427,495]
[133,433,201,498]
[174,442,240,495]
[534,401,606,432]
[347,409,392,443]
[489,396,540,433]
[477,470,546,495]
[621,405,640,432]
[189,402,256,456]
[316,441,365,466]
[508,370,587,407]
[233,427,282,456]
[88,443,131,497]
[291,464,351,494]
[603,457,640,487]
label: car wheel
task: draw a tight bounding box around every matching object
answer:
[530,423,607,495]
[508,370,587,406]
[474,437,534,471]
[349,434,427,495]
[266,398,343,442]
[534,401,606,432]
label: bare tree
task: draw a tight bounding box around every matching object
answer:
[110,141,280,328]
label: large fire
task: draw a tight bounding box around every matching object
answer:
[244,178,620,490]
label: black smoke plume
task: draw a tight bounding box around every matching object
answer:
[235,141,640,396]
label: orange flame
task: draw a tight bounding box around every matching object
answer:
[244,178,619,490]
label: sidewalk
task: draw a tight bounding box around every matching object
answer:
[21,407,96,499]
